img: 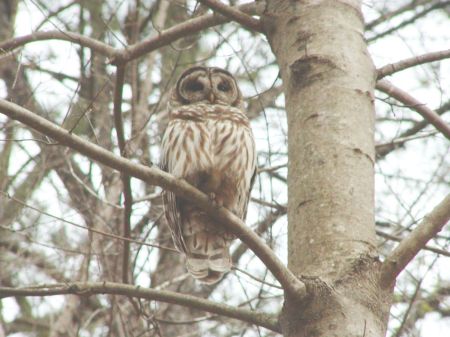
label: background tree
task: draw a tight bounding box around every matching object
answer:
[0,0,449,336]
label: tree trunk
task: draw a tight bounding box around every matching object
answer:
[262,1,392,336]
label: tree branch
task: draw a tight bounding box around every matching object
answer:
[376,99,450,159]
[112,65,132,284]
[232,209,286,264]
[365,0,430,31]
[0,99,306,300]
[376,79,450,141]
[197,0,263,32]
[0,3,264,65]
[123,2,264,62]
[380,194,450,288]
[0,282,280,332]
[377,49,450,79]
[0,31,117,59]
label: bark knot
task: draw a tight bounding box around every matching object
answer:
[300,275,333,300]
[289,55,341,89]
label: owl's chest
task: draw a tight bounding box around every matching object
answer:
[204,119,251,169]
[164,112,254,180]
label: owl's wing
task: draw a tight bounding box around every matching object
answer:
[236,126,257,222]
[160,143,187,253]
[242,165,257,222]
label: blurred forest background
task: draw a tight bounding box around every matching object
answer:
[0,0,449,336]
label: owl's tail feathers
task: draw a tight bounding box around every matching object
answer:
[184,232,232,284]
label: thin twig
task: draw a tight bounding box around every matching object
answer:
[376,100,450,159]
[0,282,281,332]
[375,131,438,155]
[153,273,190,291]
[232,267,283,290]
[67,160,123,210]
[367,1,450,43]
[251,197,287,212]
[380,194,450,288]
[232,209,286,264]
[376,229,450,257]
[0,191,177,253]
[365,0,431,30]
[257,163,287,173]
[376,79,450,141]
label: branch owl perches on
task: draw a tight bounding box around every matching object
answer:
[160,66,256,283]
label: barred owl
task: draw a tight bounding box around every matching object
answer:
[160,66,256,284]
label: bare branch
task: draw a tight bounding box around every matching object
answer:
[232,210,286,264]
[0,240,70,282]
[198,0,263,32]
[0,31,117,59]
[367,0,450,43]
[377,49,450,79]
[380,194,450,288]
[375,131,438,156]
[365,0,432,30]
[258,163,287,173]
[113,66,127,154]
[0,99,306,300]
[247,85,284,119]
[24,62,78,82]
[0,282,280,332]
[251,197,287,212]
[1,191,176,252]
[112,65,133,284]
[376,79,450,141]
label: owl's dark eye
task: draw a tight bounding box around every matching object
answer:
[217,81,231,92]
[185,81,204,92]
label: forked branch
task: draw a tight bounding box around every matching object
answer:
[380,194,450,288]
[123,2,263,62]
[0,99,306,300]
[198,0,263,32]
[0,3,264,63]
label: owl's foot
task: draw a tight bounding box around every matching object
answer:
[208,192,223,207]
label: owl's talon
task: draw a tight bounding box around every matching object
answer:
[208,193,224,207]
[209,192,217,206]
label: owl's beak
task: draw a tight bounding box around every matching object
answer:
[208,92,216,103]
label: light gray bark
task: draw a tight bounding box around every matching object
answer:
[262,1,392,336]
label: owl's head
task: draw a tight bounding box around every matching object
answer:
[170,66,243,108]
